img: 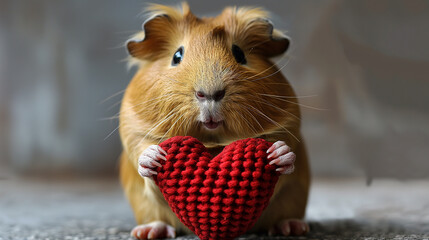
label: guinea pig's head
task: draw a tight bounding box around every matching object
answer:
[122,3,300,146]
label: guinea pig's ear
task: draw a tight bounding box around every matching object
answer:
[249,18,290,58]
[261,19,290,57]
[126,14,175,60]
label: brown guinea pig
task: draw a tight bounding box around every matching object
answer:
[119,3,310,239]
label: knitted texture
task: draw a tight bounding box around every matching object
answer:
[155,136,280,240]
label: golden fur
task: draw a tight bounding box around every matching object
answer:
[119,3,310,235]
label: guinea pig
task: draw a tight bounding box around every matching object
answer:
[119,3,310,239]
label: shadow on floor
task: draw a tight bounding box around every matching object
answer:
[2,219,428,240]
[1,177,428,239]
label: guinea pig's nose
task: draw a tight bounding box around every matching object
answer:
[195,91,207,100]
[213,89,225,102]
[195,89,226,102]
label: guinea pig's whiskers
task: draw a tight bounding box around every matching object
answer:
[99,89,126,104]
[128,93,180,114]
[107,100,123,111]
[284,100,328,111]
[240,104,265,132]
[167,77,186,86]
[249,57,292,82]
[225,103,258,135]
[264,82,291,86]
[253,98,301,121]
[103,112,146,141]
[244,103,300,142]
[258,93,318,99]
[157,114,186,144]
[246,54,289,80]
[103,93,178,124]
[133,107,181,149]
[105,94,183,142]
[142,92,189,107]
[237,109,259,136]
[185,115,199,136]
[257,93,326,110]
[142,107,180,140]
[98,114,120,121]
[183,116,190,136]
[103,94,185,141]
[138,94,176,107]
[104,125,120,141]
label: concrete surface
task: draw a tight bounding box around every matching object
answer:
[1,177,428,240]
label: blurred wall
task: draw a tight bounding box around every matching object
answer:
[1,0,428,179]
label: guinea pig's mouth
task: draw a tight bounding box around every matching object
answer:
[202,119,223,130]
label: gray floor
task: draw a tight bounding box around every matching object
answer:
[1,177,428,240]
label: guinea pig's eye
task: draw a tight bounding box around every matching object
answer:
[172,46,184,66]
[232,44,247,65]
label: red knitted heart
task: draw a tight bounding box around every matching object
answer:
[155,136,280,240]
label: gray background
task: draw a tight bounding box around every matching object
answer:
[1,0,429,180]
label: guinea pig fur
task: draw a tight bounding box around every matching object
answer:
[119,3,310,239]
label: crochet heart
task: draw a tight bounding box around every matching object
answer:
[155,136,280,240]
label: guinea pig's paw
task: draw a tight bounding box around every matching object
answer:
[138,145,167,178]
[267,141,296,174]
[268,219,309,236]
[131,221,176,239]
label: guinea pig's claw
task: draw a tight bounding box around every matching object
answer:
[137,145,167,178]
[269,219,309,236]
[138,166,158,178]
[268,141,296,175]
[131,221,176,239]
